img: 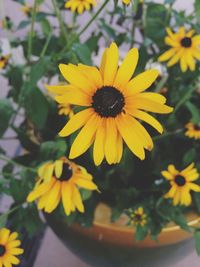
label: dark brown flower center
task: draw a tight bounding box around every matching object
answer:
[134,214,142,222]
[194,124,200,131]
[181,37,192,48]
[0,245,6,256]
[92,86,125,117]
[58,163,73,181]
[174,175,186,186]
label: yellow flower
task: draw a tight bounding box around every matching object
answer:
[46,43,173,166]
[27,157,98,216]
[65,0,97,14]
[158,27,200,72]
[162,163,200,206]
[129,207,147,226]
[122,0,131,5]
[185,122,200,140]
[21,5,32,15]
[0,56,9,69]
[58,103,74,117]
[0,228,24,267]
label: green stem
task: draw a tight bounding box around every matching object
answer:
[27,0,38,62]
[40,32,53,58]
[78,0,109,37]
[59,0,109,55]
[174,86,197,112]
[0,155,37,173]
[51,0,68,43]
[153,128,184,142]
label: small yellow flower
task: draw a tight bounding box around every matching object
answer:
[21,5,32,15]
[27,157,98,216]
[0,228,24,267]
[185,122,200,140]
[65,0,97,14]
[129,207,147,226]
[162,163,200,206]
[158,27,200,72]
[0,55,10,69]
[46,43,173,166]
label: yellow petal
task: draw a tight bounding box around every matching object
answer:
[54,160,63,178]
[103,43,119,85]
[61,182,73,216]
[27,179,55,202]
[59,64,94,95]
[188,183,200,192]
[74,177,98,190]
[93,120,106,166]
[115,114,145,160]
[45,84,71,95]
[105,118,118,164]
[55,89,91,106]
[116,133,123,163]
[8,232,18,242]
[167,48,184,67]
[0,228,10,245]
[59,108,93,137]
[100,48,108,78]
[69,114,101,159]
[72,186,84,213]
[8,248,24,255]
[132,98,173,114]
[44,181,61,213]
[158,48,176,62]
[77,64,103,88]
[114,48,139,89]
[161,170,173,180]
[125,69,159,95]
[133,92,167,104]
[132,110,163,133]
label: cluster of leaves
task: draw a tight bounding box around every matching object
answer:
[0,0,200,252]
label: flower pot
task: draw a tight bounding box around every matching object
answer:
[45,203,200,267]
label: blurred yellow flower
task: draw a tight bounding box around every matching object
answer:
[162,163,200,206]
[65,0,97,14]
[185,122,200,140]
[27,157,98,216]
[158,27,200,72]
[0,228,24,267]
[129,207,147,226]
[0,55,10,69]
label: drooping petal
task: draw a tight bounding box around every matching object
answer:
[44,181,61,213]
[61,182,73,216]
[73,176,98,190]
[72,186,84,213]
[93,119,106,166]
[104,118,118,164]
[27,179,55,202]
[115,114,145,160]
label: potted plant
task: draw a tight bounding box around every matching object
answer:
[1,0,200,266]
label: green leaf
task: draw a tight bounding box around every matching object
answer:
[194,230,200,255]
[0,99,14,137]
[41,19,52,36]
[39,139,67,161]
[24,87,49,129]
[194,193,200,213]
[135,225,148,241]
[0,214,7,228]
[185,102,200,124]
[72,43,92,65]
[29,58,50,86]
[195,0,200,23]
[10,179,28,204]
[6,67,23,102]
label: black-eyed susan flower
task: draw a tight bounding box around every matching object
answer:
[162,163,200,206]
[46,43,173,166]
[158,27,200,72]
[0,56,9,69]
[129,207,147,226]
[65,0,97,14]
[185,122,200,140]
[27,157,98,216]
[0,228,24,267]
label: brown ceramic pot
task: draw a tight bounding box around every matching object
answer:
[46,203,200,267]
